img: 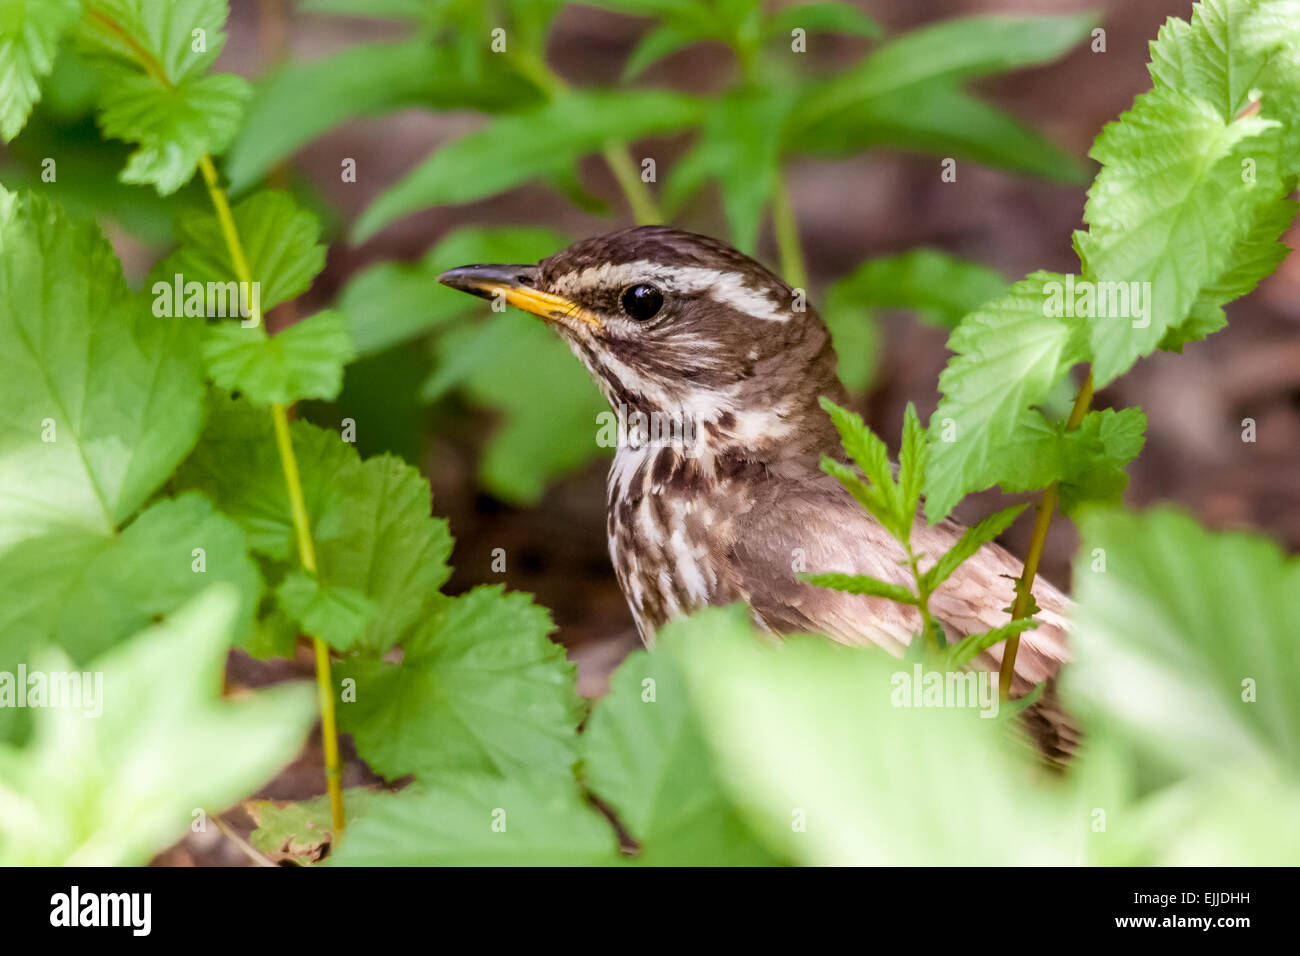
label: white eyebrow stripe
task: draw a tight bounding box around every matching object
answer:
[551,260,793,322]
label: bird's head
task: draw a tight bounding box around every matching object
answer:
[438,226,844,461]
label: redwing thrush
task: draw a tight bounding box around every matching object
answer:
[440,226,1075,762]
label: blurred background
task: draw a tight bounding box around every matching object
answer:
[6,0,1298,861]
[240,0,1298,681]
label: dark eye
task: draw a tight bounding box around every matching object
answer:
[620,283,664,321]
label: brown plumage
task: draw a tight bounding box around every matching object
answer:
[441,226,1076,764]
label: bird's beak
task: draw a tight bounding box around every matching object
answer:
[437,264,602,330]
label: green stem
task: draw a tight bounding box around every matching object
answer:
[198,155,346,835]
[601,144,662,225]
[772,167,808,290]
[92,4,347,834]
[198,159,255,293]
[906,547,940,652]
[512,48,663,225]
[998,369,1095,700]
[269,402,344,833]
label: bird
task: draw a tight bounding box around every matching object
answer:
[439,226,1075,763]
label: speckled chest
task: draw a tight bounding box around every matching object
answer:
[604,443,761,642]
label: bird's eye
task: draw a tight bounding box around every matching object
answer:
[620,283,664,321]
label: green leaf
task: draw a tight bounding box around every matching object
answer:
[0,0,82,141]
[1077,1,1300,375]
[342,264,464,360]
[0,491,260,665]
[1123,770,1300,868]
[1078,86,1284,385]
[400,0,562,85]
[78,0,234,81]
[577,0,707,16]
[223,39,539,193]
[75,0,249,194]
[823,249,1007,392]
[338,586,583,780]
[1102,769,1300,866]
[156,189,326,312]
[1161,194,1298,352]
[897,402,927,520]
[175,395,453,653]
[175,394,349,560]
[1149,0,1276,120]
[1068,507,1300,771]
[246,788,383,865]
[0,586,315,865]
[920,503,1027,594]
[800,572,916,606]
[203,310,354,406]
[96,67,248,195]
[763,2,881,41]
[331,773,616,866]
[820,293,882,393]
[343,226,568,358]
[816,396,910,540]
[817,458,896,535]
[797,79,1089,183]
[582,645,781,864]
[244,598,298,661]
[1057,407,1146,513]
[943,618,1036,671]
[314,452,453,654]
[1241,0,1300,168]
[923,272,1085,521]
[544,161,611,215]
[670,607,1080,865]
[622,23,698,80]
[818,398,897,507]
[0,189,205,552]
[354,89,703,240]
[935,406,1145,514]
[297,0,428,17]
[275,569,373,652]
[794,13,1097,135]
[664,86,789,252]
[974,409,1076,495]
[996,679,1045,721]
[428,312,609,505]
[0,84,207,245]
[830,249,1008,330]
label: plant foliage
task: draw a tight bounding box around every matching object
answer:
[0,0,1296,868]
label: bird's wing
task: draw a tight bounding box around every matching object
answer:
[720,472,1078,764]
[722,472,1072,693]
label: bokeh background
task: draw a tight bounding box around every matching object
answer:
[226,0,1297,679]
[7,0,1297,863]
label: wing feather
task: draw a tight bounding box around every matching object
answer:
[721,472,1077,763]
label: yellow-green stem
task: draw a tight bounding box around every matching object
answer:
[94,1,347,837]
[906,547,940,652]
[198,158,346,833]
[999,370,1095,699]
[772,169,808,291]
[602,144,663,225]
[270,403,344,832]
[198,160,255,293]
[267,402,318,572]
